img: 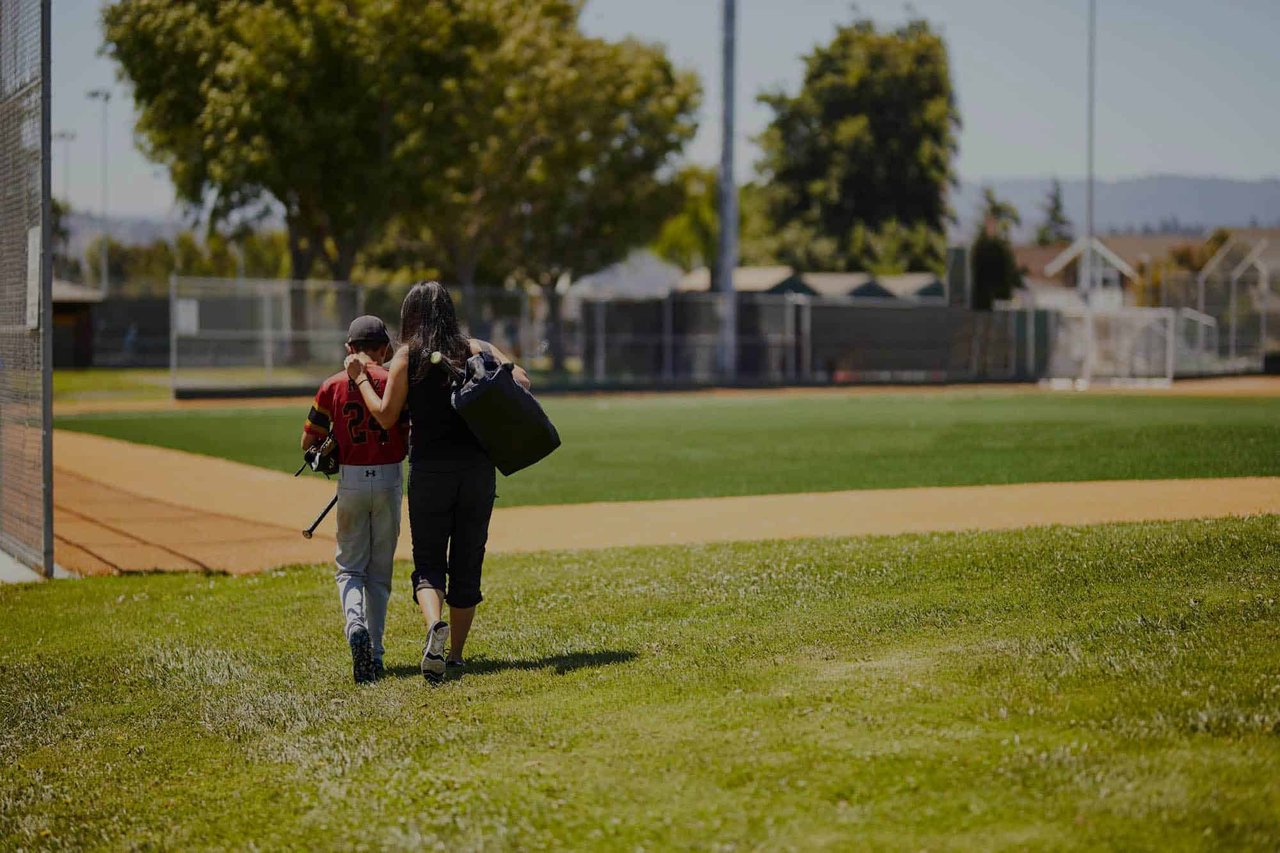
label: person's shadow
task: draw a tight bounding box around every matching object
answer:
[386,649,636,681]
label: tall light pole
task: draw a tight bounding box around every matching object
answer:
[717,0,738,382]
[1083,0,1096,299]
[87,89,111,296]
[1080,0,1097,385]
[52,129,75,203]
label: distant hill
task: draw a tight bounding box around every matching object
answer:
[64,175,1280,258]
[63,211,185,259]
[949,175,1280,243]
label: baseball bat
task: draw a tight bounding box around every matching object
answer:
[302,494,338,540]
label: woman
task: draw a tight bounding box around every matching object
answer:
[346,281,531,683]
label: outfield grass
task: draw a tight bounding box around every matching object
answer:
[53,368,172,402]
[2,516,1278,849]
[57,392,1280,506]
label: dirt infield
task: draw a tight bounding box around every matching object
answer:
[51,429,1280,577]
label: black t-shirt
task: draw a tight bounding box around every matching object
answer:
[406,351,488,470]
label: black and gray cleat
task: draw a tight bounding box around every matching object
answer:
[349,628,376,685]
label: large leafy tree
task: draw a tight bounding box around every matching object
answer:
[505,34,700,371]
[1034,178,1073,246]
[756,17,958,273]
[392,1,697,320]
[102,0,478,281]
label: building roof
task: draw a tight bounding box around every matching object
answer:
[569,250,682,298]
[676,265,795,292]
[52,279,105,304]
[799,272,874,297]
[1011,243,1070,278]
[1017,235,1214,281]
[1044,237,1139,281]
[873,273,944,300]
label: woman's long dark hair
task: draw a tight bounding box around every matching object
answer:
[400,280,470,384]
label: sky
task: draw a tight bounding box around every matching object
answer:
[52,0,1280,219]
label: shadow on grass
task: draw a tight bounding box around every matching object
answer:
[386,649,636,680]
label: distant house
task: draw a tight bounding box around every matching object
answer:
[1012,234,1214,309]
[568,250,683,299]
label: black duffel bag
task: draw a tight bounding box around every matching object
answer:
[443,348,561,476]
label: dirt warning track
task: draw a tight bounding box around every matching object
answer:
[50,430,1280,577]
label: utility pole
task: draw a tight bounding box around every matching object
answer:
[1081,0,1097,384]
[52,129,74,203]
[1084,0,1096,298]
[87,89,111,296]
[716,0,738,382]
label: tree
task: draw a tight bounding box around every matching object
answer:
[756,17,959,273]
[387,0,583,308]
[102,0,477,281]
[51,198,82,282]
[1034,179,1073,246]
[970,188,1022,310]
[504,34,700,371]
[652,166,719,273]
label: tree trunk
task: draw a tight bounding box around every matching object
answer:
[286,224,315,364]
[455,252,486,340]
[544,283,566,375]
[332,237,362,325]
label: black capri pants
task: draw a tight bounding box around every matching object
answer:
[408,462,496,609]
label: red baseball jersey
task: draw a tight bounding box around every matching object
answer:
[304,366,409,467]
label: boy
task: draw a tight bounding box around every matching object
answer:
[302,316,408,684]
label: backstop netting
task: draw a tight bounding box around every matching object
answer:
[0,0,51,574]
[170,277,365,396]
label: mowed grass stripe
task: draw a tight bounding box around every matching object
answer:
[57,392,1280,506]
[1,516,1278,848]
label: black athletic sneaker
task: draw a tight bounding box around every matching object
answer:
[349,628,376,685]
[372,659,385,680]
[446,658,465,672]
[421,621,449,684]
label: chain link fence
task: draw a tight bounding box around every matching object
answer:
[170,277,365,394]
[167,279,1048,395]
[1152,236,1276,374]
[0,0,51,574]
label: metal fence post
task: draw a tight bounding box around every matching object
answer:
[169,274,178,395]
[1026,307,1036,379]
[1228,272,1238,363]
[262,283,274,381]
[518,288,531,361]
[801,296,813,382]
[662,292,675,383]
[593,298,606,384]
[1165,309,1176,381]
[783,294,796,382]
[1007,309,1016,378]
[1261,267,1270,364]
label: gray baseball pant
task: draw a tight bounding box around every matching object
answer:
[334,462,403,665]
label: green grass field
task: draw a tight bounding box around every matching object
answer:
[57,392,1280,505]
[3,517,1278,849]
[53,368,172,402]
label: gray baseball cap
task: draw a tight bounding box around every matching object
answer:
[346,315,390,346]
